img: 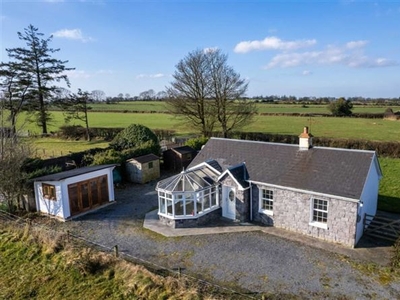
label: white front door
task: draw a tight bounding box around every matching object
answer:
[222,186,236,220]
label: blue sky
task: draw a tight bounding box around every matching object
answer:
[1,0,400,98]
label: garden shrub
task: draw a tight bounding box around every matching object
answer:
[59,125,87,139]
[110,124,159,151]
[185,137,209,150]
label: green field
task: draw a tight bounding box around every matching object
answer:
[21,112,400,142]
[86,101,400,114]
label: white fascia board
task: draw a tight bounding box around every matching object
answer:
[187,161,222,176]
[218,170,245,191]
[248,180,359,203]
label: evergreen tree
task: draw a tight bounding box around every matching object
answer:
[4,24,74,134]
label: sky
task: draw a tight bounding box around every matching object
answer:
[1,0,400,99]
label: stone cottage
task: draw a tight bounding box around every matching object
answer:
[155,127,382,247]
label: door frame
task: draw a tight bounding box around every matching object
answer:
[222,185,236,220]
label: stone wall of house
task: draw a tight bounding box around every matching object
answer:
[158,208,222,228]
[252,184,359,247]
[220,175,250,222]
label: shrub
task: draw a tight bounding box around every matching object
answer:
[59,125,87,139]
[110,124,159,151]
[89,141,161,166]
[327,97,353,116]
[185,136,209,150]
[90,149,123,165]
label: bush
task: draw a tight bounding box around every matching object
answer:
[59,125,87,140]
[110,124,159,151]
[88,149,122,165]
[328,98,353,116]
[88,141,161,166]
[185,136,209,150]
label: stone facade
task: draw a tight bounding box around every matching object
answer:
[158,208,222,228]
[252,184,359,247]
[219,175,250,223]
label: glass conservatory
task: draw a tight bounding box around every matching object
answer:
[156,165,220,220]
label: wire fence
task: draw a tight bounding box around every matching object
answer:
[0,210,259,299]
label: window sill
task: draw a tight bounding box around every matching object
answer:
[259,210,273,216]
[309,222,328,229]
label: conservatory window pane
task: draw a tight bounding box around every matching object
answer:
[211,187,217,206]
[204,190,211,210]
[159,197,166,214]
[196,192,203,214]
[174,194,184,216]
[185,193,194,216]
[166,199,173,215]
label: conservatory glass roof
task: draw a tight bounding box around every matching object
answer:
[156,165,220,192]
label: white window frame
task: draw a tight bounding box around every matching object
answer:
[309,197,328,229]
[158,186,220,219]
[259,188,274,216]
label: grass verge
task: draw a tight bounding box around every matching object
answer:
[0,223,228,300]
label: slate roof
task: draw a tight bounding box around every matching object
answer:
[128,153,159,164]
[33,164,117,182]
[189,138,379,200]
[171,146,196,155]
[219,163,249,189]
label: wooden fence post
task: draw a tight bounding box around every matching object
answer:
[114,245,119,257]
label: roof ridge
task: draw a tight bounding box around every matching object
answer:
[209,137,376,154]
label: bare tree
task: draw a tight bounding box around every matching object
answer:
[166,49,216,137]
[166,49,255,137]
[91,90,106,102]
[139,89,155,101]
[4,24,74,134]
[55,89,92,141]
[207,49,256,138]
[0,113,31,212]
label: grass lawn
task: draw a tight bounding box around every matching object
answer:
[30,138,109,158]
[378,157,400,213]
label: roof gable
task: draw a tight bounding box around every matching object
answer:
[189,138,377,200]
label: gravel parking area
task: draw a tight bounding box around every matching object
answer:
[49,181,400,299]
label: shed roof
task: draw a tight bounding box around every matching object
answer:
[33,164,117,182]
[189,138,379,200]
[128,153,159,164]
[171,146,196,155]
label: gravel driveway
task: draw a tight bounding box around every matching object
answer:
[49,181,400,299]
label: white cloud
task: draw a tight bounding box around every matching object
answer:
[96,69,114,75]
[302,70,312,76]
[265,42,398,69]
[136,73,167,79]
[346,40,368,49]
[234,36,316,53]
[52,29,93,42]
[65,70,90,79]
